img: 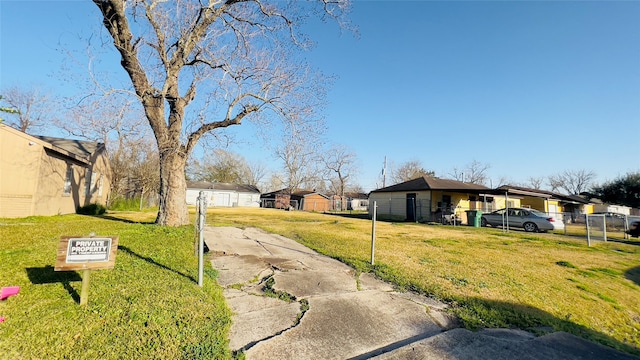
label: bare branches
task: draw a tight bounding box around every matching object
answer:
[392,160,435,184]
[548,169,596,195]
[449,160,490,185]
[91,0,352,225]
[0,87,54,133]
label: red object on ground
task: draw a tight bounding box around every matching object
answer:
[0,317,4,323]
[1,286,20,300]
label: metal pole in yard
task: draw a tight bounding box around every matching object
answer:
[198,191,206,287]
[603,215,607,242]
[624,215,630,240]
[505,191,509,233]
[586,214,591,247]
[371,201,377,265]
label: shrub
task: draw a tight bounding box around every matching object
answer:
[76,203,107,215]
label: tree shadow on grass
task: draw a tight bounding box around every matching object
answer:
[25,266,82,304]
[324,212,371,220]
[625,266,640,286]
[449,297,640,358]
[95,214,156,225]
[118,245,196,283]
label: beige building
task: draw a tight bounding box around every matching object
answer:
[0,125,111,218]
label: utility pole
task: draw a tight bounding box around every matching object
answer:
[382,156,387,188]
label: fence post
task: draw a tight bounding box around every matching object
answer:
[371,201,377,266]
[197,191,207,287]
[586,214,591,247]
[624,215,630,240]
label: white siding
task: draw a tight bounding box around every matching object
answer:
[186,188,259,207]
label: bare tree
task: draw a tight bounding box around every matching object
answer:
[129,143,161,209]
[450,160,490,185]
[190,149,265,186]
[56,94,153,206]
[392,160,435,184]
[275,136,322,192]
[0,87,54,133]
[526,176,545,190]
[91,0,351,225]
[321,145,357,198]
[548,169,596,195]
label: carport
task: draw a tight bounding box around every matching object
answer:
[482,186,554,232]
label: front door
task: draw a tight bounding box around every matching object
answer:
[406,193,417,222]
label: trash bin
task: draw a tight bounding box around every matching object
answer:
[466,210,477,227]
[466,210,483,227]
[474,210,483,227]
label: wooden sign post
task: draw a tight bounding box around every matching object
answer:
[55,235,118,306]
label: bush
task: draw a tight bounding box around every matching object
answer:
[76,203,107,215]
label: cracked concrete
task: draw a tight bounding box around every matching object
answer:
[205,226,639,360]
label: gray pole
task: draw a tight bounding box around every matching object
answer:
[198,191,205,287]
[371,201,377,265]
[586,214,591,247]
[505,190,509,233]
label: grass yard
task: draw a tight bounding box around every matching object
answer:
[0,214,232,359]
[205,207,640,356]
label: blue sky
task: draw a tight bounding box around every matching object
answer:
[2,1,639,192]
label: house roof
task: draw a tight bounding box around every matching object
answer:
[497,185,590,204]
[260,188,292,198]
[35,136,103,158]
[1,126,104,166]
[187,181,260,193]
[371,176,489,193]
[291,190,330,199]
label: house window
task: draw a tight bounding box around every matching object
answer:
[85,169,93,197]
[63,164,73,195]
[507,200,515,208]
[98,174,103,196]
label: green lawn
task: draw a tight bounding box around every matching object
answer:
[206,207,640,356]
[0,214,232,359]
[2,209,638,357]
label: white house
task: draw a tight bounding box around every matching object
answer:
[186,181,261,207]
[591,198,632,216]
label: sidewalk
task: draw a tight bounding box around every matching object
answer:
[204,226,638,360]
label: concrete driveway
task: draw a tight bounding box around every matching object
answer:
[204,226,638,360]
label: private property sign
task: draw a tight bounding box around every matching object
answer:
[55,236,118,271]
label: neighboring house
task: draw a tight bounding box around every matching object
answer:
[291,190,331,212]
[589,198,632,216]
[0,125,111,218]
[496,185,591,222]
[345,192,369,211]
[368,176,501,223]
[186,181,260,207]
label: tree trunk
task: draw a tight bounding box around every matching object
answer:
[155,151,189,226]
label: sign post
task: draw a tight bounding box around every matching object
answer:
[371,201,377,265]
[55,234,118,306]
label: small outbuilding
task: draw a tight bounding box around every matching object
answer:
[291,190,331,212]
[186,181,260,207]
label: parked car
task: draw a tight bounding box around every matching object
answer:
[627,221,640,238]
[481,208,563,232]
